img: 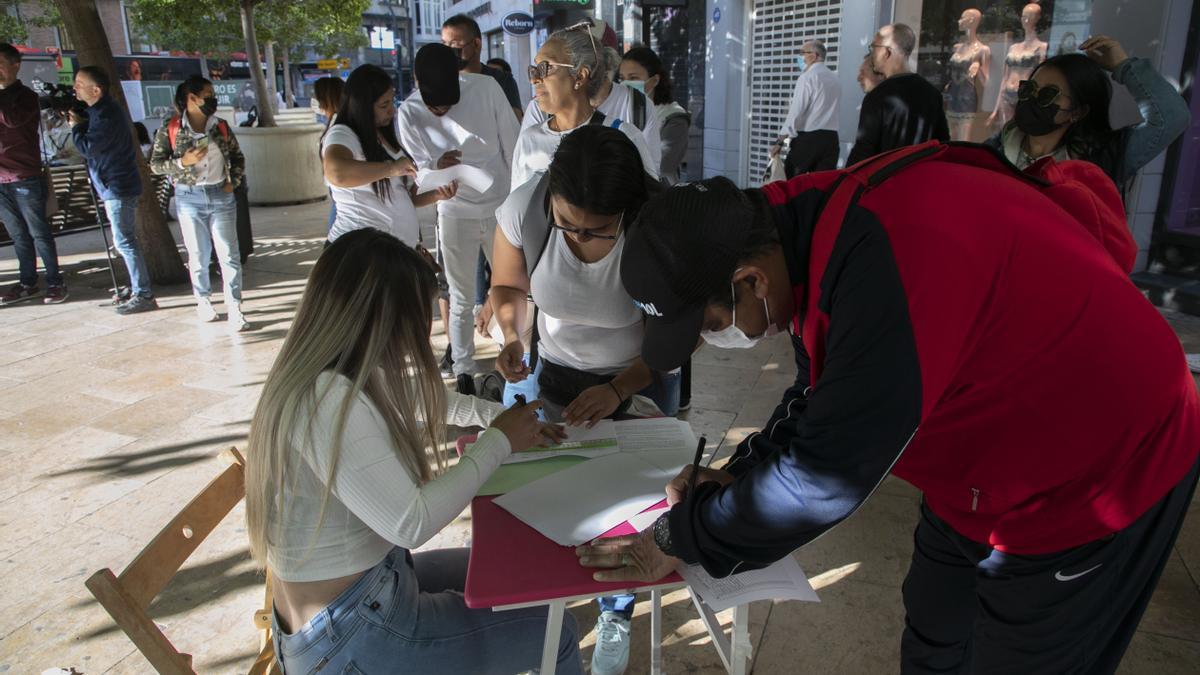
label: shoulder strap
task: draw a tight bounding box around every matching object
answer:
[518,172,555,370]
[167,117,182,150]
[216,119,231,140]
[588,110,607,126]
[631,89,646,130]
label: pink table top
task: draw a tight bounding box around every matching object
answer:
[465,495,682,609]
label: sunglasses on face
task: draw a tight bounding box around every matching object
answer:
[1017,80,1073,109]
[528,60,575,82]
[550,212,623,242]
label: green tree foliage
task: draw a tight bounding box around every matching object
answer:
[0,3,27,44]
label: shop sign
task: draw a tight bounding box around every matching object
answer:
[503,12,536,36]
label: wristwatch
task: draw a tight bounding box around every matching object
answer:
[652,513,678,557]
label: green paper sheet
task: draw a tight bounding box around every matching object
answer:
[477,456,588,496]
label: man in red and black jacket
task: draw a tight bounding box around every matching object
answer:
[576,142,1200,672]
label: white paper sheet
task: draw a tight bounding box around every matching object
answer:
[625,505,669,532]
[500,418,696,465]
[678,555,820,612]
[416,164,493,193]
[493,420,698,546]
[502,421,620,464]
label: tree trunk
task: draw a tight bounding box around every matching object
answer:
[263,40,279,114]
[53,0,187,285]
[239,0,275,127]
[281,46,293,109]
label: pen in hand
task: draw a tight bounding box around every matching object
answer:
[685,435,707,499]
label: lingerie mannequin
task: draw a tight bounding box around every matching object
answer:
[988,3,1048,129]
[944,8,991,141]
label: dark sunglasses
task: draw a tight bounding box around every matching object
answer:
[550,212,623,242]
[1017,80,1074,109]
[527,60,575,82]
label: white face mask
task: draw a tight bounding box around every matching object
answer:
[701,276,779,349]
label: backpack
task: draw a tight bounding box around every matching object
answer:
[521,110,626,368]
[630,87,646,130]
[166,115,231,152]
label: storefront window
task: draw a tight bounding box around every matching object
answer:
[896,0,1095,142]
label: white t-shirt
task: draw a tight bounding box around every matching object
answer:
[322,124,420,246]
[396,74,519,218]
[496,178,643,374]
[267,372,509,582]
[522,82,662,171]
[511,113,659,190]
[779,62,841,137]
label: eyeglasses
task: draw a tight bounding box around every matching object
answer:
[528,60,576,82]
[1017,80,1074,110]
[867,42,890,58]
[550,212,624,242]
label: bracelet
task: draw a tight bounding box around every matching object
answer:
[608,381,624,401]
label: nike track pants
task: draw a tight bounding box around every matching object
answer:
[900,455,1199,674]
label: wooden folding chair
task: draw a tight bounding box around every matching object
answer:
[85,447,280,674]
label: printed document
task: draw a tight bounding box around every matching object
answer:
[679,555,820,612]
[416,164,494,193]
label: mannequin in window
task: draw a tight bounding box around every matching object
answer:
[988,3,1048,130]
[944,8,991,141]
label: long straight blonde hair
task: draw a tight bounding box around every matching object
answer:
[245,229,447,565]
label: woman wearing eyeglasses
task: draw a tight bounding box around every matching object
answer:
[985,36,1189,191]
[510,24,658,188]
[491,123,672,675]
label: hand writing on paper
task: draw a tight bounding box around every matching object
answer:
[491,399,564,451]
[665,466,734,505]
[562,384,622,428]
[577,530,679,583]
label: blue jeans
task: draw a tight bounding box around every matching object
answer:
[272,547,582,674]
[475,249,490,305]
[175,184,241,302]
[502,355,683,422]
[104,197,152,298]
[0,177,61,287]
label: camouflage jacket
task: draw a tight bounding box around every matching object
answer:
[149,114,245,189]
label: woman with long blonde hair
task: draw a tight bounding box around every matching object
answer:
[245,229,580,673]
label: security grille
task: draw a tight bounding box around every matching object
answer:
[747,0,842,185]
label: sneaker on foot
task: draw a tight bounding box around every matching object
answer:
[196,297,219,322]
[116,295,159,315]
[440,346,455,376]
[591,612,631,675]
[455,373,476,396]
[43,285,68,304]
[0,283,39,306]
[228,305,251,332]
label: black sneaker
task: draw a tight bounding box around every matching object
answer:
[455,373,476,396]
[43,284,69,304]
[111,287,132,304]
[116,295,159,315]
[0,283,39,306]
[439,345,455,375]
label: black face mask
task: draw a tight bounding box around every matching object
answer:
[1014,98,1068,137]
[450,47,469,69]
[199,96,219,117]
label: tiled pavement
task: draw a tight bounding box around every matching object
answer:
[1,202,1197,673]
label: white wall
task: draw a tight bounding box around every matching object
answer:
[702,0,751,182]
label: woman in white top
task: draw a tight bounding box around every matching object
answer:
[510,26,658,189]
[245,229,579,674]
[322,65,456,246]
[492,126,676,675]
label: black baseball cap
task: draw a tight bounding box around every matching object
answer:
[621,177,764,371]
[414,44,461,107]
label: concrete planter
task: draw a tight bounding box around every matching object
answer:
[234,123,326,206]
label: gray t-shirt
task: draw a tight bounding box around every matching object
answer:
[497,177,643,374]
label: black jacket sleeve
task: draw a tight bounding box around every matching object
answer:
[723,333,812,478]
[667,208,923,576]
[846,89,883,166]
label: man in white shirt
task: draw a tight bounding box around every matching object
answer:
[398,44,519,383]
[770,39,842,177]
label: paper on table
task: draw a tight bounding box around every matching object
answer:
[678,555,819,612]
[502,421,620,464]
[416,165,493,193]
[494,447,692,546]
[477,456,586,496]
[614,418,694,453]
[625,505,669,533]
[500,418,694,465]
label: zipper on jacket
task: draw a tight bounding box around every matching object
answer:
[970,487,981,512]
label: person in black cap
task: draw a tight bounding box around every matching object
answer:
[398,43,518,395]
[575,143,1200,672]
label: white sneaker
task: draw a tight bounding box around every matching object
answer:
[196,297,219,322]
[591,611,631,675]
[228,304,251,332]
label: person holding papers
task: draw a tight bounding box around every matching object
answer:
[244,229,579,674]
[398,44,519,391]
[577,145,1200,673]
[491,125,676,675]
[322,65,457,246]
